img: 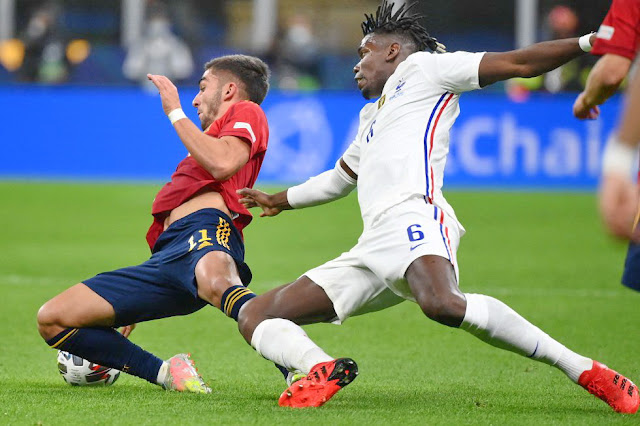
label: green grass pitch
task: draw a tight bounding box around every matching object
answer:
[1,181,639,425]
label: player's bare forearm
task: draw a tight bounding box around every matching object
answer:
[515,37,586,76]
[479,37,586,87]
[172,117,216,165]
[172,120,249,180]
[147,72,249,180]
[581,71,618,107]
[615,63,640,147]
[581,55,630,107]
[268,190,292,211]
[237,188,291,217]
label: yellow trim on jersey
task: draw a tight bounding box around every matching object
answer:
[51,328,79,348]
[216,218,231,250]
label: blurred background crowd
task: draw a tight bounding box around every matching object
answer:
[0,0,617,94]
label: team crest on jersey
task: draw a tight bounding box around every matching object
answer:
[377,94,386,109]
[389,78,406,101]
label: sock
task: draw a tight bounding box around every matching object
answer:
[156,362,169,385]
[47,327,164,385]
[221,286,287,378]
[461,293,593,382]
[220,285,256,321]
[251,318,333,374]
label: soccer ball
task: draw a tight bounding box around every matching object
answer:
[57,351,120,386]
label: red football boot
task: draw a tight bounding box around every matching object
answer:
[578,361,639,414]
[278,358,358,408]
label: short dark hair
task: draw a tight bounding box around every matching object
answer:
[361,1,443,53]
[204,55,271,105]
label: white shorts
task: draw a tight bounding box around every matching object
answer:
[304,197,461,324]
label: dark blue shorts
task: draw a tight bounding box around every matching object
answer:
[622,242,640,291]
[83,208,252,327]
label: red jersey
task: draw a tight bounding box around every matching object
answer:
[146,101,269,250]
[592,0,640,60]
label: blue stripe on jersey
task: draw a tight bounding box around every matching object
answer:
[423,93,448,201]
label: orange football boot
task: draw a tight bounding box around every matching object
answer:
[278,358,358,408]
[579,361,639,414]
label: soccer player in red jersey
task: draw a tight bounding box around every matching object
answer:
[573,0,640,238]
[36,54,271,393]
[573,0,640,290]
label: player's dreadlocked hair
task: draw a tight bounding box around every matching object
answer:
[361,1,446,53]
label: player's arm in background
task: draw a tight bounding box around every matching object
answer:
[573,0,639,120]
[599,65,640,241]
[573,53,631,119]
[237,159,357,217]
[477,33,595,88]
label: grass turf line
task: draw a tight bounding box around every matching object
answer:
[0,181,638,425]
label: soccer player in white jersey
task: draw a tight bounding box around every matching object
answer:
[236,1,639,413]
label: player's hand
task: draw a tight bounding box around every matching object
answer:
[237,188,283,217]
[147,74,181,115]
[573,92,600,120]
[598,173,640,241]
[119,324,136,338]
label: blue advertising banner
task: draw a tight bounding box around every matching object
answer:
[0,86,621,189]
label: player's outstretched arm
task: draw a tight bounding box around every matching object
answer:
[238,158,357,217]
[237,188,290,217]
[478,34,594,88]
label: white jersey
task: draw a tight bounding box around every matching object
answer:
[342,50,485,231]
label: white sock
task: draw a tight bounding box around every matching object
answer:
[461,293,593,382]
[156,361,169,386]
[251,318,333,374]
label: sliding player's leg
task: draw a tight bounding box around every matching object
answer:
[238,276,358,408]
[359,198,639,413]
[37,265,209,393]
[238,276,339,372]
[238,250,404,408]
[36,209,254,394]
[405,254,639,414]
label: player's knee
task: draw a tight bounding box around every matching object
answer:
[195,252,242,307]
[417,293,466,327]
[196,278,229,307]
[196,265,238,307]
[36,301,65,341]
